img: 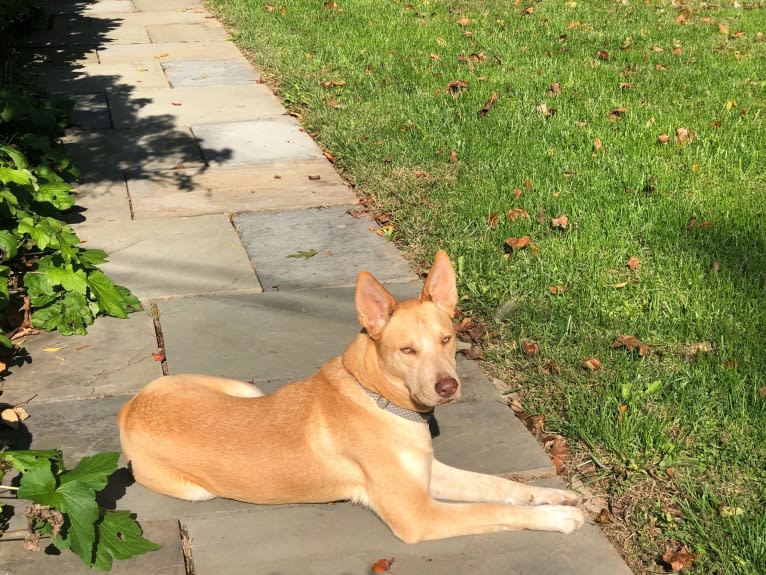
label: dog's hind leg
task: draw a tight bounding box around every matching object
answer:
[430,459,579,506]
[128,457,217,502]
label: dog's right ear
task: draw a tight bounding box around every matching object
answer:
[355,271,397,339]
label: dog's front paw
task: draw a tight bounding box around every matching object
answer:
[527,487,581,507]
[532,505,585,534]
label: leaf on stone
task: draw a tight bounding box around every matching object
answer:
[626,256,641,271]
[582,358,602,371]
[612,335,651,356]
[287,249,318,259]
[60,452,119,492]
[551,214,569,230]
[504,236,531,251]
[662,545,697,572]
[92,510,161,571]
[371,557,395,573]
[506,207,529,221]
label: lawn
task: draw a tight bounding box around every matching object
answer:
[205,1,766,573]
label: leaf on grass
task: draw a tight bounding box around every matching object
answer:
[582,358,602,371]
[506,207,529,221]
[504,236,531,251]
[549,82,562,96]
[448,149,458,162]
[548,284,567,295]
[92,510,161,571]
[619,82,633,90]
[662,545,697,572]
[513,187,523,200]
[593,137,603,151]
[287,249,318,260]
[446,80,469,95]
[455,17,470,26]
[595,508,610,524]
[657,133,670,144]
[617,402,628,423]
[487,213,499,229]
[719,505,744,517]
[371,557,394,573]
[478,92,498,116]
[626,256,641,271]
[675,127,694,144]
[608,107,628,121]
[612,335,651,356]
[606,281,628,289]
[430,53,441,62]
[597,49,609,60]
[551,214,569,230]
[522,341,539,357]
[548,435,568,475]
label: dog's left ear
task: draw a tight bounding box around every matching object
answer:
[421,250,457,318]
[356,271,397,339]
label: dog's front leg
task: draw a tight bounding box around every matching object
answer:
[430,459,579,506]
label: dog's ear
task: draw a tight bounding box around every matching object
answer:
[356,271,397,339]
[421,250,457,318]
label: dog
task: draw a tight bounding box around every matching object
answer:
[118,250,584,542]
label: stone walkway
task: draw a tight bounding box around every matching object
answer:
[0,1,633,573]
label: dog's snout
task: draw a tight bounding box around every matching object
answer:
[435,377,458,398]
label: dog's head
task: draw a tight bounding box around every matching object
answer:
[355,250,460,409]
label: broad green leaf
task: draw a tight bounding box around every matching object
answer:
[0,449,63,473]
[45,265,88,294]
[0,166,32,186]
[0,333,12,348]
[61,452,119,492]
[52,480,99,565]
[92,511,160,571]
[620,383,632,400]
[87,270,128,319]
[34,181,75,211]
[0,145,29,169]
[0,230,18,260]
[645,380,662,396]
[78,248,108,266]
[17,463,57,504]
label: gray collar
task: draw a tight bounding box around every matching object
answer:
[359,384,434,424]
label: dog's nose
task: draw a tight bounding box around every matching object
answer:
[435,377,458,398]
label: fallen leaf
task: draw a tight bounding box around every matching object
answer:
[487,213,499,228]
[619,82,633,90]
[371,557,394,573]
[593,137,603,151]
[324,0,336,8]
[612,335,651,356]
[347,206,368,218]
[478,92,498,116]
[458,344,484,360]
[549,284,567,295]
[549,82,562,96]
[719,505,744,517]
[543,359,561,375]
[608,107,628,121]
[524,179,533,190]
[14,406,29,421]
[675,127,694,143]
[42,347,64,352]
[513,187,523,200]
[536,208,547,224]
[627,256,641,271]
[662,545,697,572]
[522,6,535,15]
[455,317,486,344]
[551,214,569,230]
[527,413,545,437]
[606,281,628,289]
[675,14,687,25]
[152,351,166,362]
[171,101,182,106]
[617,402,629,422]
[595,508,610,524]
[504,236,531,251]
[506,207,530,221]
[448,149,458,162]
[522,341,540,357]
[597,49,609,60]
[582,358,602,371]
[287,249,319,259]
[456,17,470,26]
[719,23,729,35]
[657,133,670,144]
[323,149,337,163]
[326,97,341,109]
[446,79,469,94]
[0,361,5,371]
[550,436,568,474]
[308,175,321,181]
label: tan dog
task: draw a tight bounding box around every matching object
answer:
[118,251,584,542]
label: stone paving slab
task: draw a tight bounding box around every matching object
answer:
[76,215,262,300]
[162,59,260,88]
[63,127,205,175]
[192,119,323,166]
[21,19,151,47]
[67,173,133,224]
[2,314,159,403]
[0,518,185,575]
[98,40,244,64]
[132,0,203,10]
[146,21,228,43]
[233,206,416,290]
[107,84,287,129]
[32,61,170,94]
[17,46,100,66]
[126,160,354,219]
[70,93,111,129]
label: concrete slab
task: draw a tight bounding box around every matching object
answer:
[70,93,111,129]
[146,21,228,43]
[126,160,355,219]
[63,127,205,175]
[192,119,323,166]
[0,518,185,575]
[67,173,133,225]
[17,46,99,66]
[31,61,170,94]
[76,215,262,300]
[132,0,204,10]
[161,59,260,88]
[233,206,416,290]
[83,0,136,13]
[20,21,150,48]
[98,40,243,64]
[2,313,160,403]
[107,84,286,129]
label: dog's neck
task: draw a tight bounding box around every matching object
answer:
[341,334,433,415]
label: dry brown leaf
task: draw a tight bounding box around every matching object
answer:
[758,386,766,398]
[551,214,569,230]
[478,92,499,117]
[323,149,338,163]
[430,53,441,62]
[582,358,602,372]
[487,212,499,228]
[676,127,694,144]
[371,557,394,573]
[548,435,569,475]
[627,256,641,271]
[505,236,531,251]
[324,0,336,8]
[657,133,670,144]
[0,361,6,371]
[14,406,29,421]
[549,82,562,96]
[506,207,530,221]
[414,169,430,178]
[608,107,628,121]
[513,187,523,201]
[448,149,458,162]
[548,284,567,295]
[597,49,609,60]
[617,402,629,423]
[1,408,19,429]
[456,17,470,26]
[619,82,633,90]
[152,351,166,362]
[719,24,729,35]
[524,178,533,190]
[446,79,469,94]
[595,508,611,524]
[522,341,540,357]
[523,6,535,15]
[662,545,697,572]
[612,335,651,356]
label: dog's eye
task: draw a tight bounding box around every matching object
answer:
[400,347,415,354]
[442,335,452,344]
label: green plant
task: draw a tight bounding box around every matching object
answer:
[0,450,159,570]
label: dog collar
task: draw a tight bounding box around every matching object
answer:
[358,384,434,424]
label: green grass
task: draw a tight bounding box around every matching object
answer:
[206,1,766,572]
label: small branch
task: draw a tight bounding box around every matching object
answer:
[0,528,50,542]
[0,485,20,491]
[14,393,37,408]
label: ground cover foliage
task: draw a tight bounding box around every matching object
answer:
[207,1,766,573]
